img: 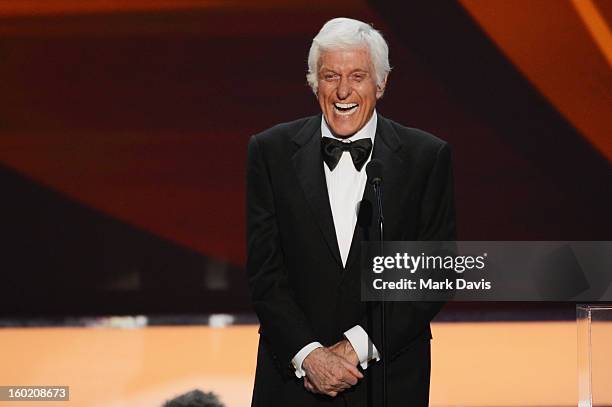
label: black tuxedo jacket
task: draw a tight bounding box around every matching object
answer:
[246,113,455,407]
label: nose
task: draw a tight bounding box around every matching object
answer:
[336,76,351,100]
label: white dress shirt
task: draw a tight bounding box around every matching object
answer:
[291,111,381,378]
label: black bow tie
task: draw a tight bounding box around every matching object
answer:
[321,137,373,171]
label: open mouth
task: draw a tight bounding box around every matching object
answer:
[334,102,359,116]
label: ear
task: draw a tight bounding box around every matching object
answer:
[376,74,389,99]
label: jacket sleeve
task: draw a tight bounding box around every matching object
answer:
[246,134,318,374]
[359,142,456,360]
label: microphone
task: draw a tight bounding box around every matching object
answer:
[366,160,384,229]
[366,159,387,407]
[366,159,383,186]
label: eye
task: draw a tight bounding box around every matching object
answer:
[351,73,366,82]
[323,73,339,81]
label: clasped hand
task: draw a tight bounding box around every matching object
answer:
[302,340,363,397]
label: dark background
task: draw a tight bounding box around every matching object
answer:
[1,0,610,318]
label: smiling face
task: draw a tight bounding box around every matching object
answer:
[317,47,386,137]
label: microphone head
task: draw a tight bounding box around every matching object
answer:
[366,159,384,185]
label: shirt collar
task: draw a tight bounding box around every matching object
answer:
[321,109,377,143]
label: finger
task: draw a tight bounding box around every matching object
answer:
[331,381,350,391]
[343,374,358,386]
[323,380,345,394]
[327,390,338,397]
[334,375,353,389]
[338,377,356,389]
[306,379,322,394]
[305,378,316,392]
[342,360,364,379]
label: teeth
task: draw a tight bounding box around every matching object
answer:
[334,104,359,116]
[334,103,358,109]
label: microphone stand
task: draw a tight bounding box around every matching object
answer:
[373,181,387,407]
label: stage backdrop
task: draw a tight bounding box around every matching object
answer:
[0,0,610,316]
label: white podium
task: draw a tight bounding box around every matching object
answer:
[577,304,612,407]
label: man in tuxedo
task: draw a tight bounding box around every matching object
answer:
[246,17,455,406]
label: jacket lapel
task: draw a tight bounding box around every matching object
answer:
[291,115,343,267]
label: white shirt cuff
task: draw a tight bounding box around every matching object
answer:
[291,342,323,378]
[344,325,380,370]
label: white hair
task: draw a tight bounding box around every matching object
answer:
[306,17,391,94]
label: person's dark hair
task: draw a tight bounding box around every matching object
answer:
[163,389,224,407]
